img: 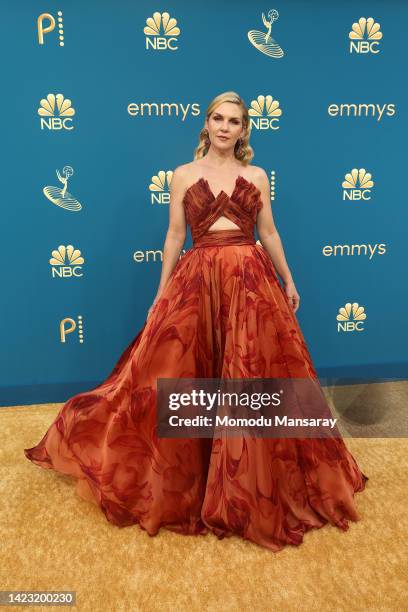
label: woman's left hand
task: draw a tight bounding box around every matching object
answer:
[284,280,300,313]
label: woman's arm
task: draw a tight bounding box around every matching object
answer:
[255,168,300,312]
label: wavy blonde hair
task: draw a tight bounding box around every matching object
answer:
[193,91,254,164]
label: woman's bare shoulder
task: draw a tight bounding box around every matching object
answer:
[244,164,269,190]
[171,160,206,191]
[172,161,205,188]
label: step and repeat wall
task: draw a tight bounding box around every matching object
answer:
[2,2,407,404]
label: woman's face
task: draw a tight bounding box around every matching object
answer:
[206,102,244,150]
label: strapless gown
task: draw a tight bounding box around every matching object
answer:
[24,175,368,552]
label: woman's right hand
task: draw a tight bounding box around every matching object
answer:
[147,293,162,319]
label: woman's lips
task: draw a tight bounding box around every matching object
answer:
[217,135,229,140]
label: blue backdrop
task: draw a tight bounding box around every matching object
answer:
[2,1,407,405]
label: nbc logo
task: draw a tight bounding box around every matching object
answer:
[38,11,65,46]
[38,93,75,130]
[49,245,85,278]
[149,171,173,205]
[248,95,282,130]
[342,168,374,201]
[248,9,284,58]
[349,17,382,54]
[60,315,84,343]
[143,11,180,51]
[336,302,366,332]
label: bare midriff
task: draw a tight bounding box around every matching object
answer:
[207,216,241,231]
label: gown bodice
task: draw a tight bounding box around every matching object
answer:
[182,175,263,244]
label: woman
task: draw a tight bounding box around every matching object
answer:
[24,91,368,552]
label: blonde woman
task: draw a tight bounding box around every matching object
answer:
[25,92,368,552]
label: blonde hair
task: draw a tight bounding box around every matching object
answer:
[193,91,254,164]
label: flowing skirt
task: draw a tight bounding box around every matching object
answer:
[24,229,368,552]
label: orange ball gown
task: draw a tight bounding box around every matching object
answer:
[24,175,368,552]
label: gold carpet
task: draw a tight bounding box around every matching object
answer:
[1,403,407,612]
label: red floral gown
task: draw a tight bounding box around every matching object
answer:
[24,174,368,552]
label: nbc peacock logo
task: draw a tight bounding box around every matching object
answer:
[49,245,85,279]
[143,11,180,51]
[248,10,284,58]
[37,10,65,46]
[149,170,173,205]
[248,95,282,131]
[336,302,367,332]
[38,93,75,130]
[60,315,84,344]
[349,17,382,54]
[342,168,374,201]
[43,166,82,211]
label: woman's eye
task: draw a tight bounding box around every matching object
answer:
[213,117,239,124]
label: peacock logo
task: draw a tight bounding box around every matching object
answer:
[37,11,65,46]
[349,17,382,54]
[248,10,284,58]
[49,245,85,278]
[336,303,366,332]
[149,170,173,205]
[60,315,84,343]
[144,11,180,51]
[248,95,282,131]
[342,168,374,201]
[38,93,75,130]
[270,170,276,201]
[43,166,82,211]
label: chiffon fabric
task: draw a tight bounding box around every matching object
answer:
[24,174,368,552]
